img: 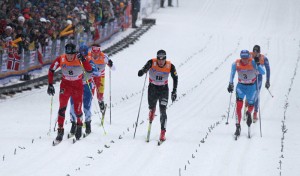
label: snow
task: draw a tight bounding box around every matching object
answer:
[1,0,300,175]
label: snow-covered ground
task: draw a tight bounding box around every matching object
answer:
[1,0,300,175]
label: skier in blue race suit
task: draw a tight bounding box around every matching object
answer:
[248,45,271,122]
[69,45,100,136]
[227,50,265,136]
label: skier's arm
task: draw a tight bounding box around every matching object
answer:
[264,57,270,82]
[138,60,152,76]
[89,60,100,77]
[79,56,93,73]
[104,53,115,70]
[229,62,237,84]
[48,56,61,84]
[170,64,178,91]
[142,59,152,72]
[252,60,265,75]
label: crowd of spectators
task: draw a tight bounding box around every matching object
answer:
[0,0,129,54]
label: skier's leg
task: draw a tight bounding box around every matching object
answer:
[236,83,246,124]
[246,84,257,114]
[69,97,76,122]
[57,82,71,129]
[254,76,263,119]
[83,83,94,134]
[158,86,169,141]
[245,84,257,126]
[69,96,77,134]
[83,83,93,122]
[148,84,158,122]
[72,85,84,139]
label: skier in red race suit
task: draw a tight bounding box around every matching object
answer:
[47,43,92,142]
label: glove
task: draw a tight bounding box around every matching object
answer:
[47,84,55,96]
[171,89,177,102]
[254,56,260,64]
[108,59,113,67]
[265,81,270,89]
[138,69,144,77]
[77,53,86,62]
[227,83,234,93]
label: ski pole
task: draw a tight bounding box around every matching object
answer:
[225,93,232,125]
[231,101,236,119]
[53,117,57,132]
[109,68,112,125]
[47,96,54,135]
[267,88,274,98]
[133,72,148,139]
[259,105,262,137]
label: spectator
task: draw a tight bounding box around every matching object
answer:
[168,0,173,7]
[160,0,165,8]
[131,0,140,28]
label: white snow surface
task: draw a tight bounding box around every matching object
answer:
[1,0,300,176]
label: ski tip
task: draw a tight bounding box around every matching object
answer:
[53,140,60,146]
[157,140,165,146]
[67,133,74,139]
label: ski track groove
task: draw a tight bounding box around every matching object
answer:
[278,40,300,175]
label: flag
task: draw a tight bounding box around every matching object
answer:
[93,25,100,41]
[37,43,44,65]
[7,48,21,71]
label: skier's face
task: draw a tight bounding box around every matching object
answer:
[241,58,249,64]
[92,52,100,60]
[66,54,75,61]
[157,59,166,67]
[253,51,260,58]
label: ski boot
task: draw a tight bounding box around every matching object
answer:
[253,111,258,123]
[70,121,76,135]
[234,123,241,136]
[159,130,166,142]
[85,121,91,134]
[246,111,252,127]
[75,123,83,140]
[56,128,64,142]
[99,101,105,111]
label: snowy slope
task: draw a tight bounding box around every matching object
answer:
[1,0,300,176]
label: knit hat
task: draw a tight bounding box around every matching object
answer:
[253,45,261,53]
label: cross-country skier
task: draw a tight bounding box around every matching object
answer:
[88,44,114,112]
[47,43,92,142]
[227,50,265,136]
[69,45,99,136]
[138,49,178,142]
[247,45,271,122]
